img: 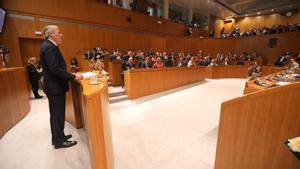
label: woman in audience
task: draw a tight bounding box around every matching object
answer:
[187,57,196,67]
[153,57,164,68]
[209,59,218,66]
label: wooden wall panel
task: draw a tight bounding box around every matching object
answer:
[2,0,200,37]
[1,12,299,70]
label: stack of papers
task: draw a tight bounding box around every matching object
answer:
[82,72,97,79]
[276,81,291,86]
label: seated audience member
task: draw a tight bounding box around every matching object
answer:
[177,57,185,67]
[153,57,164,68]
[187,57,196,67]
[165,56,173,68]
[288,58,299,71]
[248,62,261,80]
[127,57,136,69]
[26,57,43,99]
[275,53,288,67]
[139,57,152,69]
[223,57,229,66]
[120,57,135,88]
[70,57,79,73]
[244,52,253,61]
[209,59,218,66]
[236,54,245,65]
[295,51,300,64]
[201,56,211,66]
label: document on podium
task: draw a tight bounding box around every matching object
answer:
[82,72,97,79]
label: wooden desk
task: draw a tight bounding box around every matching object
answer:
[124,66,284,100]
[243,67,287,95]
[215,81,300,169]
[108,61,122,86]
[125,67,208,99]
[209,66,248,79]
[0,67,30,138]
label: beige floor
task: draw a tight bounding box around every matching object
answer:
[0,78,246,169]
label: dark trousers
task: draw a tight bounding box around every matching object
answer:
[30,79,40,97]
[47,94,66,144]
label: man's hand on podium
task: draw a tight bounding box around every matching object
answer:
[75,73,83,83]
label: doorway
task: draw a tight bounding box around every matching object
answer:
[19,38,43,66]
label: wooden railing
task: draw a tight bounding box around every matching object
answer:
[0,67,30,138]
[124,66,208,99]
[215,81,300,169]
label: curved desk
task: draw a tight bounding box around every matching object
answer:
[125,66,208,99]
[0,67,30,138]
[215,80,300,169]
[124,66,283,100]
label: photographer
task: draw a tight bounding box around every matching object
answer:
[26,57,43,99]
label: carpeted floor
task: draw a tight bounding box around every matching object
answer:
[0,78,246,169]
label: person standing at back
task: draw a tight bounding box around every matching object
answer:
[26,57,43,99]
[40,25,83,149]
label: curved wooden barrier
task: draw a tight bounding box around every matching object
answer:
[0,67,30,138]
[81,78,114,169]
[124,66,287,100]
[215,81,300,169]
[124,67,208,99]
[209,66,249,79]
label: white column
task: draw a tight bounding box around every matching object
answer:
[163,0,169,19]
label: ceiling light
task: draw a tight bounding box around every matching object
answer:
[245,14,248,17]
[257,11,261,15]
[271,9,274,12]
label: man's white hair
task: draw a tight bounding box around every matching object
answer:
[43,25,57,39]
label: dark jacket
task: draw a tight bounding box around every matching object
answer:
[26,63,41,83]
[40,39,75,95]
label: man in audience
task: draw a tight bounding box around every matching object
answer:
[275,53,288,67]
[139,57,152,69]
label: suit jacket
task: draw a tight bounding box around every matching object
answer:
[26,63,41,83]
[40,39,75,95]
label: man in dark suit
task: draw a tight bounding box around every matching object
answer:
[40,25,83,149]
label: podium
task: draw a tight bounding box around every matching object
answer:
[67,76,114,169]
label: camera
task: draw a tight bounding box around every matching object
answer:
[0,45,10,55]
